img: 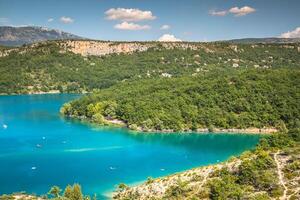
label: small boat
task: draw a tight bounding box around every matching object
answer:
[3,124,8,129]
[42,137,46,140]
[31,166,37,170]
[160,168,165,171]
[109,166,116,170]
[36,144,42,148]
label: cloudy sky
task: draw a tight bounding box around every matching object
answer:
[0,0,300,41]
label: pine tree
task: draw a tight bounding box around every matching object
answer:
[72,184,83,200]
[48,186,61,198]
[64,185,73,199]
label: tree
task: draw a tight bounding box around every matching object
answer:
[60,103,72,115]
[48,186,61,198]
[103,101,118,119]
[117,183,128,191]
[72,184,83,200]
[276,120,288,133]
[92,113,105,124]
[64,185,73,199]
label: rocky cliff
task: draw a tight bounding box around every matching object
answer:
[59,40,208,56]
[1,39,299,58]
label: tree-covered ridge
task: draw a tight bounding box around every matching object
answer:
[61,67,299,132]
[0,41,299,94]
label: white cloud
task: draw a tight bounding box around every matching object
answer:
[280,27,300,38]
[209,10,227,16]
[160,24,170,30]
[60,16,74,24]
[105,8,156,22]
[47,18,54,22]
[114,22,151,30]
[229,6,256,16]
[158,34,182,42]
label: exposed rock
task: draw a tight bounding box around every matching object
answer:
[230,45,238,52]
[232,63,239,68]
[60,40,153,56]
[161,73,172,78]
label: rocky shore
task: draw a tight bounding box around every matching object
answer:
[113,158,242,200]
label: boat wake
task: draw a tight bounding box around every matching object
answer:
[65,146,123,152]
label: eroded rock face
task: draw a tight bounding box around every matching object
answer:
[60,40,155,56]
[0,40,236,58]
[59,40,206,56]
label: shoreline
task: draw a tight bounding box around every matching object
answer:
[1,93,278,135]
[0,91,88,96]
[113,157,243,199]
[133,127,277,135]
[67,115,277,135]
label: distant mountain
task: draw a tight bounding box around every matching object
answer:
[0,26,82,46]
[225,37,300,44]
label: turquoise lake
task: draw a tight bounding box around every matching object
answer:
[0,94,260,199]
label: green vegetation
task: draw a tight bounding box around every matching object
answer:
[1,40,299,199]
[0,184,93,200]
[114,127,300,199]
[206,127,300,200]
[61,67,299,131]
[0,41,299,94]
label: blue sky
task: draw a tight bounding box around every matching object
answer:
[0,0,300,41]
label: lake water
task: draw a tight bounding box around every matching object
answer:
[0,94,260,199]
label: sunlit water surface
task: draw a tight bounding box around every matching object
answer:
[0,94,260,199]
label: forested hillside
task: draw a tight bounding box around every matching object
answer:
[61,68,299,132]
[0,41,299,94]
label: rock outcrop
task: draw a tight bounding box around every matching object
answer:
[59,40,207,56]
[60,40,154,56]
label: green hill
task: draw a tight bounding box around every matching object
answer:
[0,41,299,95]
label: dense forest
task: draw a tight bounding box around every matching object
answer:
[61,67,299,131]
[0,41,299,94]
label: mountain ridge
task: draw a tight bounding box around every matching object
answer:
[224,37,300,44]
[0,26,82,46]
[1,26,300,47]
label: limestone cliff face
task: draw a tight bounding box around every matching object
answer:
[59,40,205,56]
[1,40,299,58]
[0,40,209,57]
[60,40,154,56]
